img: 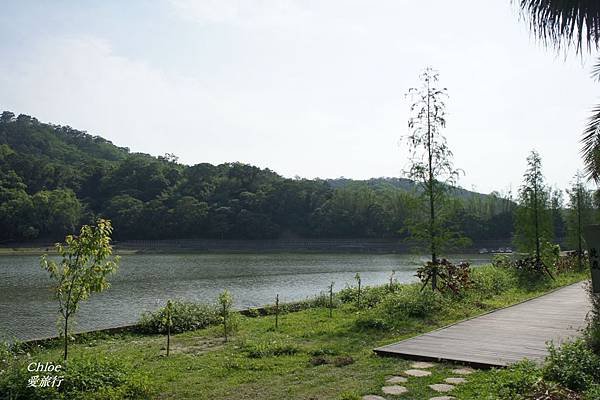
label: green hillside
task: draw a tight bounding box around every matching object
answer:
[0,110,514,243]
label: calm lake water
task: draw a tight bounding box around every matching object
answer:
[0,253,493,341]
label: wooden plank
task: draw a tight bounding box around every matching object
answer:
[374,282,590,368]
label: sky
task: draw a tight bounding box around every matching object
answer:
[0,0,598,195]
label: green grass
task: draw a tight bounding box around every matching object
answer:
[3,267,589,399]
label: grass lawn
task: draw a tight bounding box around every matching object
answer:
[4,267,589,399]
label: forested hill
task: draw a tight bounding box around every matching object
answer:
[0,110,514,243]
[327,177,488,201]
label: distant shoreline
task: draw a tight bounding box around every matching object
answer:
[0,238,513,256]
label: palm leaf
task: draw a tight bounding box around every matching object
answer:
[517,0,600,53]
[581,101,600,182]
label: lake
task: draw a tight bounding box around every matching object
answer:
[0,253,493,341]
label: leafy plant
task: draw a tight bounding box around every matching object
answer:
[543,339,600,392]
[218,290,236,342]
[137,300,219,334]
[402,67,470,289]
[0,355,154,400]
[513,150,554,279]
[416,258,472,294]
[40,219,120,360]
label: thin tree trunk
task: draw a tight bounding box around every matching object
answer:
[167,323,170,356]
[534,176,540,264]
[63,314,68,361]
[275,294,279,329]
[426,77,437,290]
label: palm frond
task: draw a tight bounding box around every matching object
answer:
[517,0,600,53]
[581,102,600,182]
[592,56,600,80]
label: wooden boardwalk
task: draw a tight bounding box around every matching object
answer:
[374,282,591,367]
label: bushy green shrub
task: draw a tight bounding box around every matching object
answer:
[137,300,219,334]
[543,339,600,392]
[486,360,542,400]
[259,292,340,315]
[338,285,396,309]
[470,265,516,298]
[354,284,445,330]
[379,284,444,320]
[0,355,154,400]
[584,384,600,400]
[584,281,600,354]
[492,254,514,269]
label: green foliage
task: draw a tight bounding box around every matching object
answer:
[566,172,594,269]
[584,281,600,354]
[40,219,119,360]
[514,150,554,259]
[402,68,471,259]
[469,264,516,297]
[218,290,238,341]
[543,339,600,392]
[0,110,516,243]
[137,300,219,334]
[490,360,542,400]
[0,355,154,400]
[379,285,444,320]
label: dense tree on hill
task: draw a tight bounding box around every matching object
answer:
[0,110,521,243]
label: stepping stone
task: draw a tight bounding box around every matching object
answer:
[386,376,408,384]
[411,361,435,369]
[362,396,387,400]
[429,397,455,400]
[429,384,454,393]
[451,367,474,375]
[382,385,408,395]
[403,369,431,377]
[445,377,467,385]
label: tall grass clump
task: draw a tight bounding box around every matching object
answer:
[137,300,219,334]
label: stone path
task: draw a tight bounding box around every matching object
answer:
[362,360,470,399]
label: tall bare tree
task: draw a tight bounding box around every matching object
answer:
[403,67,467,290]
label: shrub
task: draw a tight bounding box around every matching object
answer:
[137,300,219,334]
[555,251,588,273]
[584,281,600,354]
[415,258,472,294]
[470,265,515,298]
[0,355,154,400]
[487,360,542,399]
[338,285,392,309]
[332,356,354,367]
[511,256,554,287]
[260,292,340,315]
[492,254,514,269]
[380,284,444,320]
[309,356,328,366]
[584,384,600,400]
[543,339,600,392]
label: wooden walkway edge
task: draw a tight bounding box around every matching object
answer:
[374,282,591,368]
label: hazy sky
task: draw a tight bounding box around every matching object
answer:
[0,1,598,194]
